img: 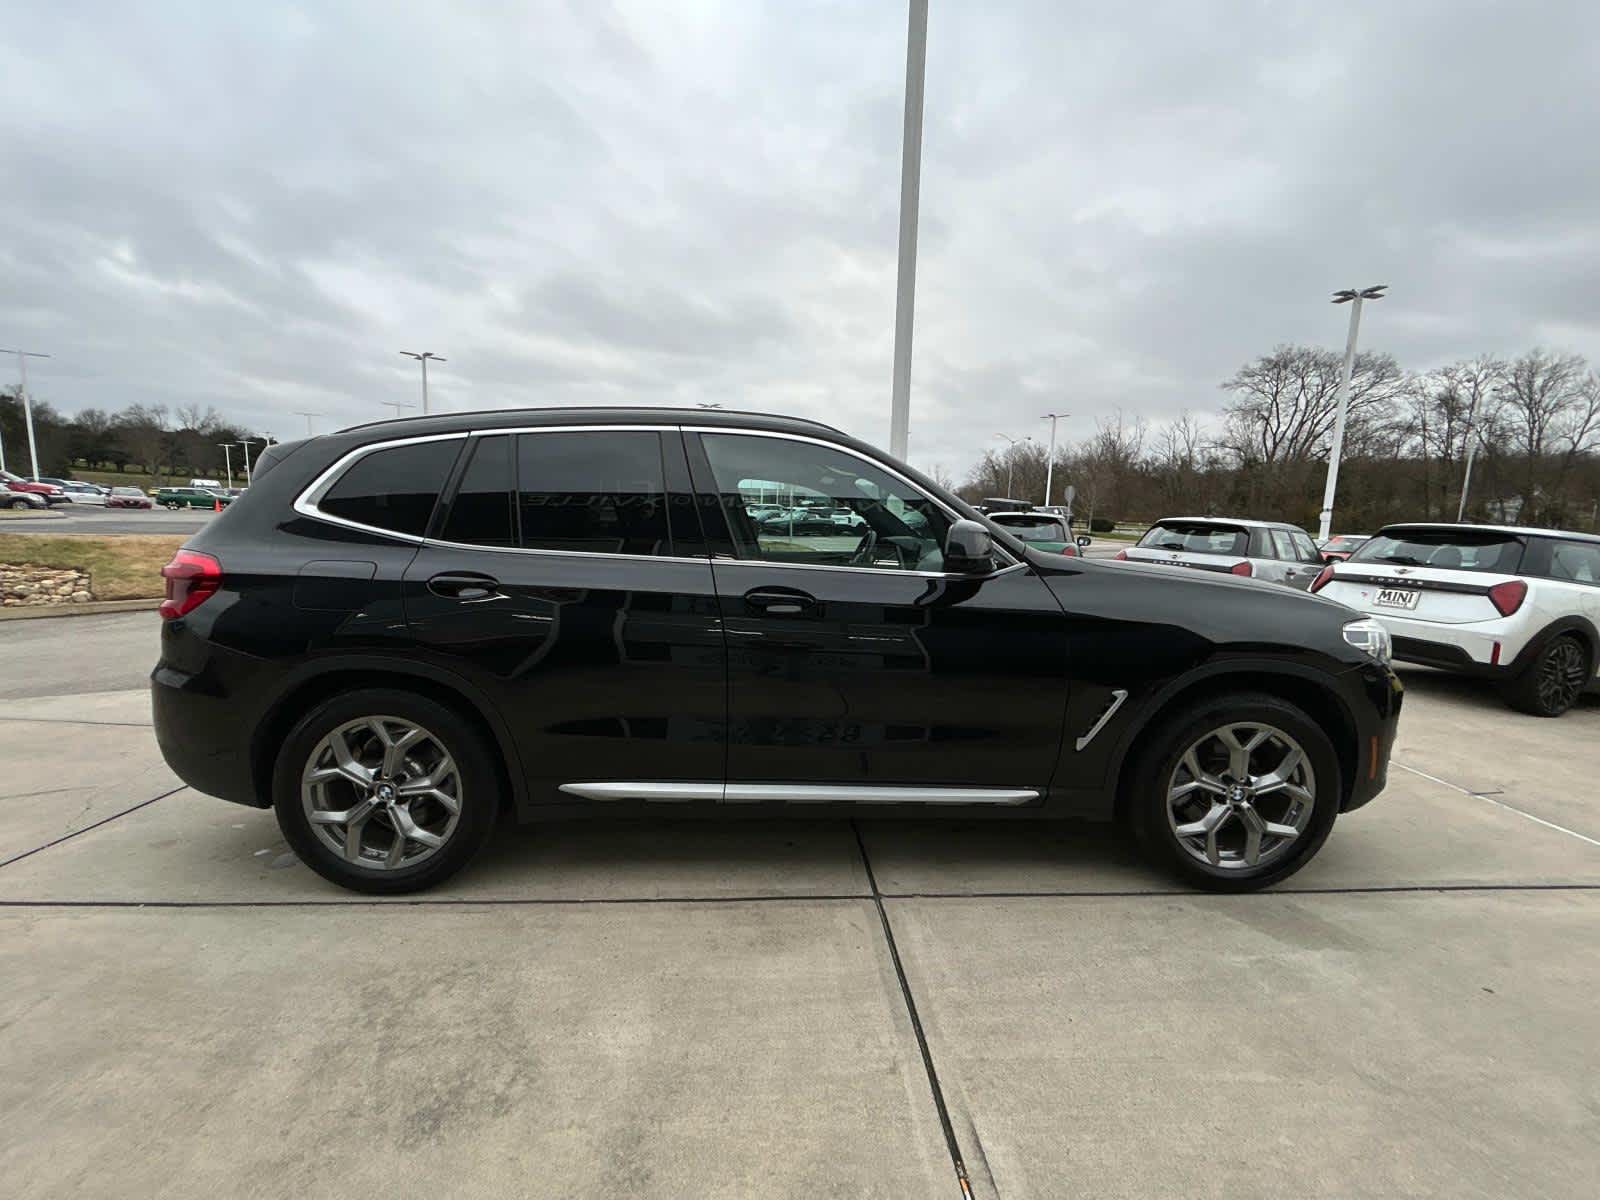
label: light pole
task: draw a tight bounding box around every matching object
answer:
[217,443,235,490]
[1318,285,1386,542]
[293,411,322,436]
[399,351,445,414]
[1,348,51,480]
[1456,390,1484,523]
[379,399,417,419]
[887,0,928,462]
[994,433,1031,498]
[1041,412,1066,507]
[240,439,263,487]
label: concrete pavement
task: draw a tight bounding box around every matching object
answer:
[0,617,1596,1198]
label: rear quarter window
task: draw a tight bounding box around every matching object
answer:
[316,439,462,537]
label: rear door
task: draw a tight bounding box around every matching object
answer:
[1125,521,1252,575]
[401,426,726,804]
[1320,528,1528,622]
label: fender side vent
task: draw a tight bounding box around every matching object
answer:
[1074,689,1129,752]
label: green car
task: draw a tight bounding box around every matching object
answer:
[989,510,1082,556]
[154,487,233,510]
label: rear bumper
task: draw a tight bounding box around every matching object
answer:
[1369,612,1521,672]
[151,640,267,809]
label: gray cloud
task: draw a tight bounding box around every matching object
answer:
[1,0,1596,478]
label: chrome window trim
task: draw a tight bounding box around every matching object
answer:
[559,781,1039,805]
[293,422,1019,577]
[292,431,472,544]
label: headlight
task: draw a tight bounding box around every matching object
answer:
[1342,617,1392,665]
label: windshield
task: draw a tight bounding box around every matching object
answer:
[1138,522,1247,556]
[1349,529,1526,573]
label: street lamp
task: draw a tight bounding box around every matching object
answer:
[217,443,235,490]
[1318,286,1386,541]
[379,399,417,419]
[399,351,446,414]
[293,410,322,437]
[994,433,1031,498]
[240,439,266,487]
[0,348,50,480]
[1041,412,1067,507]
[887,0,929,462]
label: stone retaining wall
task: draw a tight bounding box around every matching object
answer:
[1,564,95,607]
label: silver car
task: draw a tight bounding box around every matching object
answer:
[1117,517,1325,590]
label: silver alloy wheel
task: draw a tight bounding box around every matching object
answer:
[1166,721,1316,871]
[301,716,462,870]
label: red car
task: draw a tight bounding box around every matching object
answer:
[0,469,68,504]
[1318,533,1371,562]
[106,486,155,509]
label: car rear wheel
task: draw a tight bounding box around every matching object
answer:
[1127,693,1341,892]
[273,688,499,894]
[7,497,31,509]
[1503,635,1589,718]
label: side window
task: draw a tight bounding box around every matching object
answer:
[440,435,515,547]
[1268,530,1297,560]
[699,432,951,571]
[517,431,671,556]
[1290,531,1321,563]
[1549,540,1600,585]
[317,439,461,537]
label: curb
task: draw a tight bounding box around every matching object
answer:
[0,598,159,622]
[0,510,68,522]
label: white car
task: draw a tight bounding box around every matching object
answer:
[1311,522,1600,716]
[1116,517,1324,590]
[58,481,109,505]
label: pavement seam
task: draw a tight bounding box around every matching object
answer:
[0,786,186,870]
[851,821,979,1200]
[1392,760,1600,848]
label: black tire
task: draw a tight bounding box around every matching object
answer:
[1126,692,1342,892]
[7,497,31,510]
[1502,634,1590,718]
[273,687,500,894]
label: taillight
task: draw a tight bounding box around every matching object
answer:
[1310,564,1335,593]
[1487,579,1527,617]
[1230,560,1253,577]
[159,549,222,620]
[1113,549,1129,560]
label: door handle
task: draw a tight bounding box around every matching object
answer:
[428,572,504,602]
[743,588,817,615]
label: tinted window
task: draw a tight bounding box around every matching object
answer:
[517,431,670,556]
[318,439,460,536]
[1547,540,1600,586]
[1138,522,1247,556]
[1269,530,1297,561]
[1291,531,1321,562]
[700,433,950,571]
[440,436,515,546]
[1350,529,1526,574]
[992,514,1064,541]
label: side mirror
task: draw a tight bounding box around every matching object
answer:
[1076,535,1091,548]
[944,519,995,573]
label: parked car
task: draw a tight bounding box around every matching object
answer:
[154,486,232,510]
[189,478,223,489]
[46,480,110,505]
[1311,522,1600,716]
[107,486,155,510]
[1115,517,1324,589]
[152,408,1401,895]
[0,469,68,505]
[2,482,48,509]
[988,510,1079,556]
[1318,534,1370,563]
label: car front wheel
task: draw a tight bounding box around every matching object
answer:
[273,688,499,894]
[1128,693,1341,892]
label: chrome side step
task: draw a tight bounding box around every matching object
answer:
[558,781,1038,805]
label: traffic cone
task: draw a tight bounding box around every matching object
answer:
[213,497,222,512]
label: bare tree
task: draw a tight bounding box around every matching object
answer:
[1496,350,1587,520]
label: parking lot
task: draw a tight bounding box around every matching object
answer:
[2,613,1596,1198]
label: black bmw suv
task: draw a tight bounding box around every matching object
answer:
[153,408,1401,894]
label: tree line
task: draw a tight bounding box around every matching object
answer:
[958,346,1600,533]
[0,390,275,481]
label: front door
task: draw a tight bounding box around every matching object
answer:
[402,427,726,804]
[686,429,1069,803]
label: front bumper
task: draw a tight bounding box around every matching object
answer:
[1340,662,1404,812]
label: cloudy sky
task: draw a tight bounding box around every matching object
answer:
[2,1,1597,479]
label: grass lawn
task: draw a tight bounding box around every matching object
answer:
[0,534,184,599]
